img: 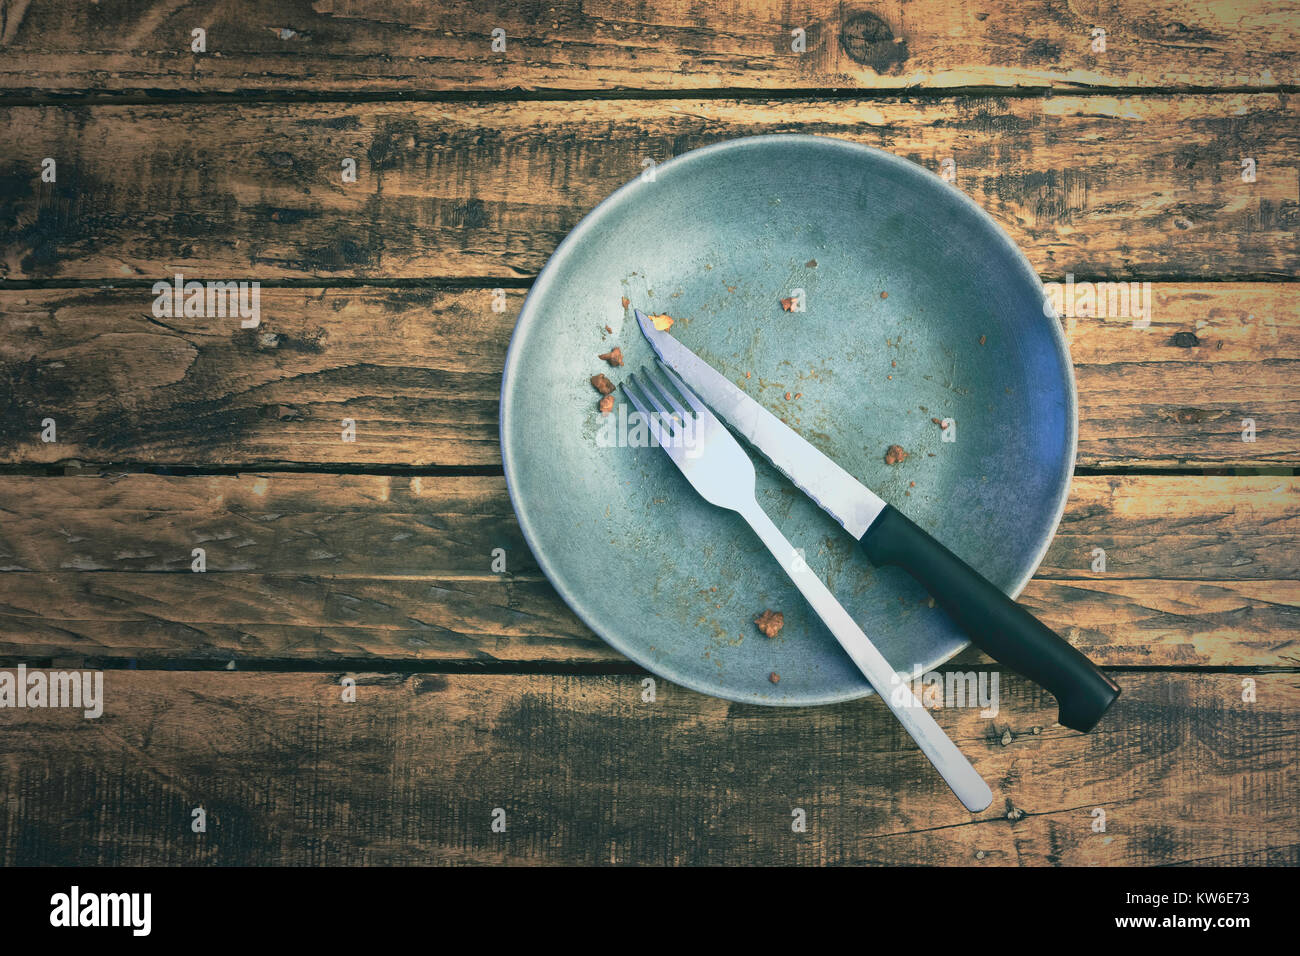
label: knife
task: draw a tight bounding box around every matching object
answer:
[635,308,1120,732]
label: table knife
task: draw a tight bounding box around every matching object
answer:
[635,308,1120,732]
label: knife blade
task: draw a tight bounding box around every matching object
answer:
[635,307,1120,733]
[635,309,886,538]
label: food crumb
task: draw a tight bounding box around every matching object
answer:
[621,297,629,309]
[780,297,797,312]
[769,672,780,684]
[794,392,802,399]
[755,609,784,638]
[909,481,916,487]
[931,417,943,425]
[598,346,624,367]
[979,334,987,345]
[590,373,615,395]
[649,313,674,331]
[806,259,817,268]
[745,371,751,379]
[598,393,614,414]
[784,391,792,400]
[604,325,613,333]
[891,360,896,367]
[880,291,888,299]
[884,444,908,465]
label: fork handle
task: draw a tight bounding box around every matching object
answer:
[739,500,993,813]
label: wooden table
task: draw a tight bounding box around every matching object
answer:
[0,1,1296,866]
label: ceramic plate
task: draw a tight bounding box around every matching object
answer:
[500,135,1075,705]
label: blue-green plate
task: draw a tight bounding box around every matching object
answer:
[500,135,1075,706]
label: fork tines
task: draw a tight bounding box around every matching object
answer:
[621,362,709,452]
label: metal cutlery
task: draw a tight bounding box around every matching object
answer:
[634,308,1120,733]
[622,361,994,813]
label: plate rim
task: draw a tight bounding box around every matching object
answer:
[499,133,1079,706]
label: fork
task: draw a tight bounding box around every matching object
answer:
[622,362,993,813]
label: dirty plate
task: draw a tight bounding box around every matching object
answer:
[500,135,1075,706]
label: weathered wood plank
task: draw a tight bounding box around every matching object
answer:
[1,574,1294,667]
[0,287,509,467]
[0,670,1293,865]
[0,473,1294,666]
[0,0,1294,94]
[1045,475,1299,579]
[2,285,1295,467]
[2,472,1295,579]
[0,95,1295,281]
[0,573,603,663]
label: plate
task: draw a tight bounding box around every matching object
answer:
[500,135,1075,706]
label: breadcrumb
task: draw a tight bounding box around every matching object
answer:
[755,609,784,638]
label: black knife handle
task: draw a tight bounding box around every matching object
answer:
[859,505,1119,732]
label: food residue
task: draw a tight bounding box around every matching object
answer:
[880,291,888,299]
[884,444,909,465]
[932,417,944,425]
[806,259,817,268]
[755,609,784,638]
[769,672,781,684]
[621,296,629,309]
[591,373,615,395]
[649,313,674,331]
[598,393,614,415]
[598,346,624,367]
[979,334,987,345]
[780,297,797,312]
[784,391,792,400]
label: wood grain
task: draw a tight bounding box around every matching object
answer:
[0,287,508,467]
[1,95,1295,281]
[2,284,1296,468]
[0,670,1293,865]
[0,473,1293,666]
[1,473,1295,579]
[0,0,1294,94]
